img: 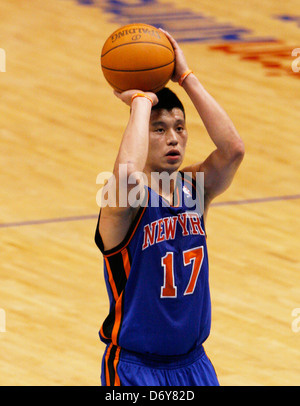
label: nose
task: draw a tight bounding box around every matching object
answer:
[166,129,178,146]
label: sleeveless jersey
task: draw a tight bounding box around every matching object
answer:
[95,172,211,356]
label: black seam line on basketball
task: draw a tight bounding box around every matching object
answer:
[102,59,175,73]
[101,41,174,58]
[150,76,171,92]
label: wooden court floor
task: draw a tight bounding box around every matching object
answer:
[0,0,299,385]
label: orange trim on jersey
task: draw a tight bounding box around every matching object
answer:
[184,176,207,237]
[111,291,124,345]
[104,257,119,302]
[104,343,121,386]
[105,343,113,386]
[113,346,121,386]
[156,173,181,208]
[121,248,131,279]
[101,249,132,345]
[103,191,149,258]
[174,185,180,207]
[100,324,109,341]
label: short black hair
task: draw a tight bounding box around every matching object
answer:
[152,87,185,118]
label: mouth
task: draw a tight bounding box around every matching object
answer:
[165,149,181,163]
[166,149,180,157]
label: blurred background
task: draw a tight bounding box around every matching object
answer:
[0,0,299,385]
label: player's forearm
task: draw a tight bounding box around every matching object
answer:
[114,97,151,178]
[182,74,244,159]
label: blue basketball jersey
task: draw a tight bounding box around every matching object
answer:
[95,172,211,356]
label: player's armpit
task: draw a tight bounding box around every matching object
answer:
[201,146,244,199]
[182,142,244,205]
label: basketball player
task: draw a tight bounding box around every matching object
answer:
[95,29,244,386]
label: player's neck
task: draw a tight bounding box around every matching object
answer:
[144,168,178,204]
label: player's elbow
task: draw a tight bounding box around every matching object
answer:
[230,138,245,164]
[115,161,141,180]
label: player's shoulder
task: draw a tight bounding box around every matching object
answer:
[180,163,211,217]
[179,164,204,194]
[180,162,204,178]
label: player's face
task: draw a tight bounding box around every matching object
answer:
[146,108,188,173]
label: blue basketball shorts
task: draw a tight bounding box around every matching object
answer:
[101,343,219,386]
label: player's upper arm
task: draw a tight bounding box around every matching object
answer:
[98,170,146,251]
[99,205,140,252]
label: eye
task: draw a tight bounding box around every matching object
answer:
[155,128,165,134]
[176,126,184,133]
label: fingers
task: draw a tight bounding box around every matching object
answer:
[113,89,139,104]
[146,92,159,106]
[113,89,158,106]
[159,28,190,83]
[159,28,178,49]
[113,90,122,98]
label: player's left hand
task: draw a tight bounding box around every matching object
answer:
[113,89,158,106]
[159,28,190,83]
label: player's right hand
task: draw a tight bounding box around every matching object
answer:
[159,29,190,83]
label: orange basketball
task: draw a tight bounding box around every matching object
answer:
[101,23,175,93]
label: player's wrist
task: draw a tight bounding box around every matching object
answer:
[131,92,153,107]
[178,69,193,86]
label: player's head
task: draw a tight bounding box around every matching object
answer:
[152,87,185,118]
[145,88,188,174]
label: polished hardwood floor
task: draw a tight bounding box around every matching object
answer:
[0,0,299,385]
